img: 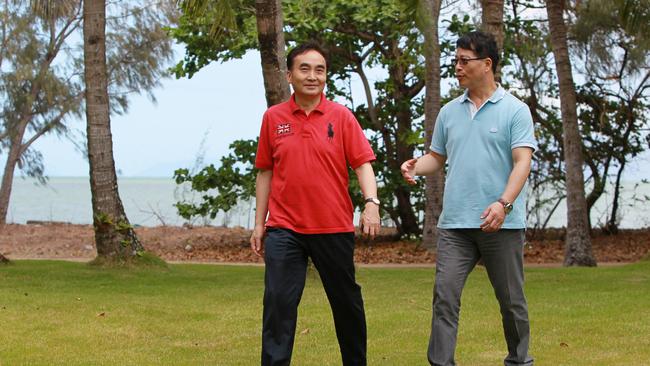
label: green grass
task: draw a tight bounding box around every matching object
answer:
[1,261,649,365]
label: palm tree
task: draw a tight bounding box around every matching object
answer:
[179,0,290,106]
[83,0,144,262]
[254,0,290,106]
[417,0,444,251]
[480,0,504,80]
[546,0,596,266]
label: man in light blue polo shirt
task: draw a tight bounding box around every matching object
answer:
[401,31,537,366]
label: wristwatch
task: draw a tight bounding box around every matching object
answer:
[365,197,380,206]
[497,198,513,215]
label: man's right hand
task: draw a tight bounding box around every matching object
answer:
[401,158,418,185]
[250,225,266,257]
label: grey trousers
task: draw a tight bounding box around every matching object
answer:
[428,229,533,366]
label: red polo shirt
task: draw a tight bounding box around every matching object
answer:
[255,94,376,234]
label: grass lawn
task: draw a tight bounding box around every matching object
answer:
[1,260,649,365]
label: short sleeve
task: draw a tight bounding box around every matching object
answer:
[255,112,273,170]
[430,111,447,156]
[342,110,376,169]
[510,105,538,152]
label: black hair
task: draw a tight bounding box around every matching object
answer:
[456,31,500,74]
[286,41,330,71]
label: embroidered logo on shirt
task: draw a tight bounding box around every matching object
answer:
[276,123,292,136]
[489,127,498,133]
[327,122,334,141]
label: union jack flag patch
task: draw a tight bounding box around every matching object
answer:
[276,123,292,136]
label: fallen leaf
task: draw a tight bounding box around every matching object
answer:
[97,312,106,317]
[300,328,310,335]
[560,342,569,348]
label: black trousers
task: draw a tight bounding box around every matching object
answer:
[261,228,367,366]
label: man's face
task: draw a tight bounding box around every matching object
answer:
[287,50,327,98]
[454,48,491,89]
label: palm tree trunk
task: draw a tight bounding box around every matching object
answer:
[254,0,290,107]
[546,0,596,266]
[420,0,444,251]
[480,0,504,81]
[83,0,144,261]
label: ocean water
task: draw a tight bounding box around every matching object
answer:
[6,177,650,228]
[7,177,255,228]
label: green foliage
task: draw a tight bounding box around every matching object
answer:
[171,0,650,233]
[94,212,113,225]
[169,0,479,235]
[168,0,256,78]
[174,139,257,220]
[573,0,650,74]
[503,0,650,232]
[115,220,133,233]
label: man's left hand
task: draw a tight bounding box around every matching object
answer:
[359,203,381,239]
[480,202,506,233]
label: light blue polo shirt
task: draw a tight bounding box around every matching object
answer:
[430,86,537,229]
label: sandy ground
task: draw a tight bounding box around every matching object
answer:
[1,223,649,264]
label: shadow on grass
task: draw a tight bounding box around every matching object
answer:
[88,251,168,269]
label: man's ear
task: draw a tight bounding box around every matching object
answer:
[286,70,292,84]
[485,58,493,73]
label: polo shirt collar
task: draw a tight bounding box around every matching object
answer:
[489,84,506,103]
[289,93,328,114]
[460,84,506,104]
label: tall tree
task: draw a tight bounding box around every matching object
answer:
[0,1,83,225]
[176,0,290,107]
[480,0,504,80]
[3,1,177,226]
[83,0,143,262]
[172,0,437,237]
[254,0,290,106]
[546,0,596,266]
[417,0,444,250]
[572,0,650,233]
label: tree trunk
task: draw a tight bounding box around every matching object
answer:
[254,0,291,107]
[0,252,9,264]
[480,0,504,81]
[83,0,144,262]
[420,0,444,251]
[0,133,25,225]
[393,105,421,237]
[385,41,422,238]
[606,158,626,234]
[546,0,596,266]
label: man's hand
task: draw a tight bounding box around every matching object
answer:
[359,203,381,239]
[250,225,266,257]
[480,202,506,233]
[401,158,418,185]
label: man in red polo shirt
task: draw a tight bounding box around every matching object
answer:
[250,41,380,366]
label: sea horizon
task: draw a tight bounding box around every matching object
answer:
[7,176,650,229]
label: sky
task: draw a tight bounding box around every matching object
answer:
[10,48,650,182]
[28,51,269,178]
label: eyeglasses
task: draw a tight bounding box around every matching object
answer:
[451,57,487,66]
